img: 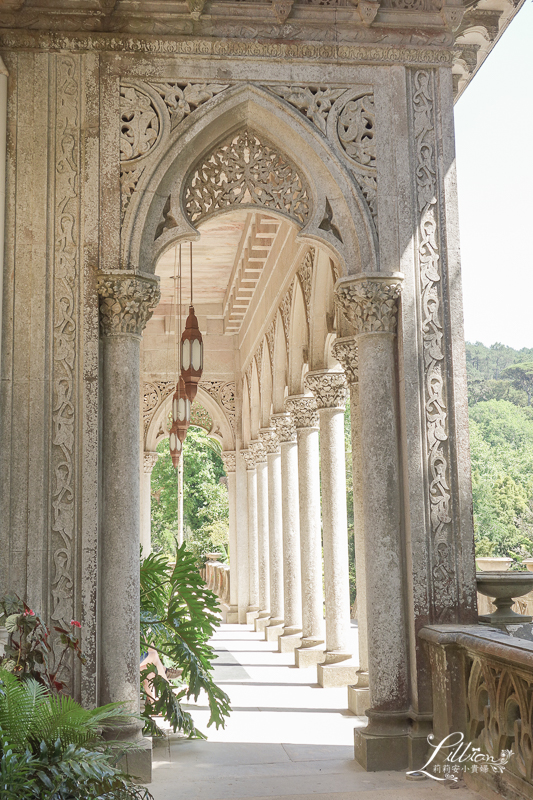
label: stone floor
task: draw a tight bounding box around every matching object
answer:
[148,623,484,800]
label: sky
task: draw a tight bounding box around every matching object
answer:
[454,0,533,350]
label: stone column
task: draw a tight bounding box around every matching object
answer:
[236,449,249,623]
[336,274,410,770]
[221,451,238,624]
[98,271,159,760]
[241,449,260,624]
[260,427,284,641]
[305,369,358,688]
[177,457,184,547]
[333,338,370,715]
[251,440,270,631]
[271,413,302,652]
[285,395,325,668]
[141,452,159,556]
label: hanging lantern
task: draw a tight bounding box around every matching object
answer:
[169,423,182,468]
[181,304,203,402]
[172,374,191,444]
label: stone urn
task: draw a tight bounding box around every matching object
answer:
[476,557,513,572]
[476,572,533,625]
[206,552,222,562]
[522,559,533,573]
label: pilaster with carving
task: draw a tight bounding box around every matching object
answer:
[305,370,347,410]
[97,272,160,337]
[284,395,319,429]
[221,451,237,473]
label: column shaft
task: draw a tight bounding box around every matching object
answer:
[141,468,152,556]
[279,438,302,636]
[255,459,270,616]
[222,451,238,621]
[236,452,249,623]
[350,382,368,679]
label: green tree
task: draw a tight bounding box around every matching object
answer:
[501,361,533,406]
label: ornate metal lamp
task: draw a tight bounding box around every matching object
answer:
[181,242,203,402]
[173,374,191,443]
[169,422,182,467]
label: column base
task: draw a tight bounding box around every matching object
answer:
[278,632,302,653]
[221,604,239,624]
[317,656,359,688]
[238,607,248,624]
[348,684,370,716]
[254,614,271,633]
[118,736,152,783]
[295,643,325,668]
[265,622,284,642]
[246,608,260,625]
[354,710,410,771]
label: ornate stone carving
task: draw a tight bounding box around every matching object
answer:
[266,320,276,367]
[381,0,438,8]
[298,250,314,326]
[120,164,145,221]
[335,275,403,335]
[272,0,293,22]
[184,129,311,226]
[332,337,359,384]
[285,395,319,429]
[305,370,347,409]
[50,55,81,689]
[279,281,294,344]
[191,401,212,432]
[241,448,256,469]
[143,452,159,473]
[120,85,161,162]
[150,81,229,129]
[336,92,377,225]
[259,427,280,454]
[250,439,267,463]
[221,451,237,473]
[267,85,345,134]
[271,412,297,443]
[411,68,453,621]
[255,345,263,390]
[97,272,160,337]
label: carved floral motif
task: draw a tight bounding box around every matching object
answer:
[259,427,280,454]
[184,129,311,226]
[266,320,276,367]
[279,281,294,344]
[120,86,160,162]
[143,452,159,473]
[267,85,345,134]
[241,448,256,469]
[271,413,297,443]
[221,451,237,473]
[150,81,229,129]
[335,276,402,334]
[332,337,358,384]
[305,370,347,409]
[336,92,377,225]
[284,395,319,429]
[411,68,454,619]
[191,401,212,432]
[250,440,267,463]
[298,250,314,326]
[97,273,160,337]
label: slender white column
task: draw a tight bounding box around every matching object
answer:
[241,449,259,620]
[285,396,324,656]
[251,440,270,619]
[236,450,250,623]
[221,451,238,622]
[177,457,184,546]
[141,452,159,556]
[260,427,284,635]
[333,338,370,713]
[306,370,351,663]
[336,275,409,748]
[272,413,302,645]
[98,271,159,735]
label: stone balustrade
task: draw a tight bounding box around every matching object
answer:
[204,558,231,606]
[420,625,533,797]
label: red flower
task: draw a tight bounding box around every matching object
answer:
[24,609,35,617]
[70,620,81,628]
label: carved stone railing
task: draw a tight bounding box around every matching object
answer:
[420,625,533,797]
[204,558,230,606]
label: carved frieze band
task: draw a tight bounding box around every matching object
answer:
[332,337,359,385]
[97,272,160,337]
[271,412,297,443]
[305,370,347,410]
[335,274,403,335]
[411,68,454,620]
[285,395,319,429]
[50,54,82,690]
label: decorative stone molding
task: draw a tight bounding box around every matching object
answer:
[150,81,229,130]
[97,272,160,337]
[241,448,256,470]
[284,395,319,429]
[259,427,280,454]
[297,250,314,326]
[184,129,311,226]
[190,401,212,432]
[250,440,267,463]
[305,370,347,410]
[335,273,403,335]
[120,85,161,163]
[271,412,297,443]
[143,452,159,473]
[265,320,276,367]
[272,0,294,23]
[221,451,237,473]
[266,85,346,134]
[337,93,375,170]
[279,281,294,344]
[332,337,359,385]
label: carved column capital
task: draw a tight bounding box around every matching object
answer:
[284,395,319,429]
[259,426,280,454]
[250,440,267,463]
[241,448,256,470]
[143,452,159,473]
[221,450,237,473]
[332,337,359,385]
[305,370,347,410]
[271,412,297,443]
[335,273,403,336]
[97,270,161,337]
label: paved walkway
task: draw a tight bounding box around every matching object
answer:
[149,623,484,800]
